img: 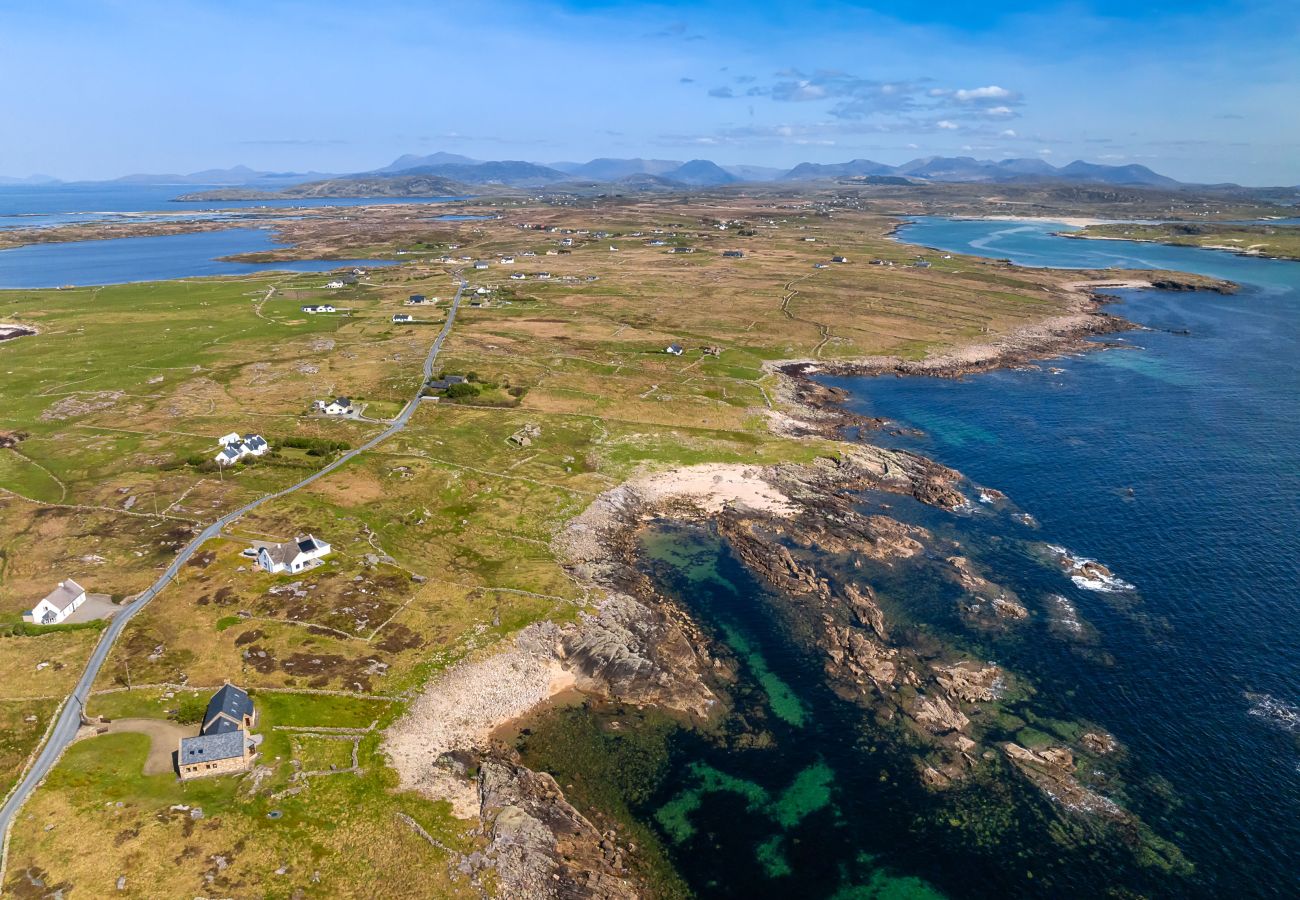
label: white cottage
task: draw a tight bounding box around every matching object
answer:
[24,580,87,625]
[256,535,332,574]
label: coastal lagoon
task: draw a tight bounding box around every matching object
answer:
[0,227,390,288]
[517,219,1299,898]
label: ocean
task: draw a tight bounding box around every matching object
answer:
[517,218,1299,898]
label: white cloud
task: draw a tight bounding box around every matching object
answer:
[984,105,1015,117]
[1037,148,1053,155]
[1000,129,1018,137]
[953,85,1013,102]
[937,120,959,130]
[906,143,919,149]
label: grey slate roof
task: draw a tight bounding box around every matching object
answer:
[180,730,246,763]
[203,684,253,735]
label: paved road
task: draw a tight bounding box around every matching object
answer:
[0,278,466,858]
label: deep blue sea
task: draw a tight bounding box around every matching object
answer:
[827,218,1300,896]
[517,218,1298,899]
[0,182,464,230]
[0,227,390,288]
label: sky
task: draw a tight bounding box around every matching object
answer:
[2,0,1297,185]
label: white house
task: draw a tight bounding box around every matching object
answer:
[499,256,515,264]
[214,433,269,466]
[23,580,87,625]
[256,535,332,574]
[473,261,490,270]
[302,304,336,314]
[393,313,413,323]
[325,280,345,289]
[666,343,684,356]
[317,397,353,416]
[510,273,526,280]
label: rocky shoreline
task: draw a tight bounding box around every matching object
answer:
[382,441,1177,895]
[378,267,1228,896]
[766,275,1234,437]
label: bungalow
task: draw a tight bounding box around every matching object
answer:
[408,294,426,305]
[427,375,468,391]
[217,432,242,447]
[533,272,551,280]
[510,272,527,280]
[23,579,87,625]
[670,247,696,254]
[545,249,559,256]
[803,237,817,242]
[256,534,332,575]
[813,263,829,269]
[178,684,258,780]
[665,343,684,356]
[609,245,619,252]
[318,397,353,416]
[832,255,850,264]
[301,304,336,314]
[499,256,515,264]
[325,280,345,289]
[393,313,413,323]
[473,261,490,270]
[521,250,537,257]
[722,250,745,258]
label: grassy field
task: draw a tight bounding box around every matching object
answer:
[1071,222,1300,260]
[9,689,479,898]
[1,194,1119,893]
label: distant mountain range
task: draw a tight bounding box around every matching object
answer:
[278,152,1190,190]
[46,149,1236,203]
[0,174,61,186]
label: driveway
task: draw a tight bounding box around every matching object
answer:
[62,594,121,625]
[77,717,196,776]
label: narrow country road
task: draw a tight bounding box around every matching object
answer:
[0,277,466,865]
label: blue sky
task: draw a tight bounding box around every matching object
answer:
[3,0,1297,184]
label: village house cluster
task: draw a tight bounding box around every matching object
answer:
[214,432,268,466]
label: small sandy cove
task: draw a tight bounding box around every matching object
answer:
[384,464,794,816]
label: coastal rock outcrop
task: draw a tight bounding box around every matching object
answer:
[476,760,640,900]
[1002,743,1127,820]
